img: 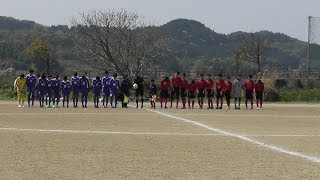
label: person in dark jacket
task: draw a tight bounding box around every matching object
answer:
[121,75,132,108]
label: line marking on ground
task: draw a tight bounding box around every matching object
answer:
[146,109,320,164]
[1,128,319,137]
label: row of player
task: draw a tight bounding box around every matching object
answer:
[14,70,264,110]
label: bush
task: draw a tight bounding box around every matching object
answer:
[0,78,15,100]
[278,89,320,102]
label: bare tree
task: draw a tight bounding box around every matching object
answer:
[234,33,270,73]
[71,9,169,77]
[0,58,15,77]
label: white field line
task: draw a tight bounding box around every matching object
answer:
[0,128,320,137]
[146,109,320,164]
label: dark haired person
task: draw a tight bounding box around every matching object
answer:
[26,69,37,108]
[244,75,254,110]
[254,79,265,110]
[206,74,214,109]
[102,71,112,108]
[134,75,144,108]
[121,75,131,108]
[233,75,243,110]
[160,76,170,109]
[224,76,232,110]
[215,74,225,109]
[61,76,71,108]
[187,79,197,109]
[53,75,61,108]
[46,75,54,108]
[38,74,48,108]
[110,73,120,108]
[80,75,90,108]
[149,79,157,109]
[171,72,182,109]
[196,74,206,109]
[71,72,80,108]
[92,76,102,108]
[180,74,188,109]
[14,74,26,108]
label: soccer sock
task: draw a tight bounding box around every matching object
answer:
[208,99,211,108]
[160,99,163,108]
[176,98,179,106]
[31,93,35,106]
[220,99,223,108]
[141,99,144,108]
[182,97,186,107]
[27,94,30,106]
[165,99,167,107]
[216,99,219,108]
[201,100,204,108]
[238,98,241,108]
[256,100,259,108]
[198,100,201,106]
[85,96,88,107]
[188,100,191,108]
[234,98,237,108]
[251,100,253,108]
[192,100,195,108]
[18,96,21,106]
[260,100,263,108]
[22,97,24,106]
[136,99,139,108]
[245,100,248,108]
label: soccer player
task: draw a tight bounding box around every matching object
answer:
[254,79,265,110]
[26,69,37,108]
[38,74,47,108]
[196,74,206,109]
[120,75,131,108]
[180,74,188,109]
[224,76,233,110]
[170,72,182,109]
[206,74,214,109]
[244,75,255,110]
[160,76,170,109]
[53,75,61,108]
[233,75,243,110]
[187,79,197,109]
[71,72,80,108]
[80,75,90,108]
[61,76,71,108]
[215,74,225,109]
[46,75,54,108]
[110,73,120,108]
[92,76,102,108]
[14,74,27,108]
[149,79,157,109]
[134,75,144,108]
[102,71,112,108]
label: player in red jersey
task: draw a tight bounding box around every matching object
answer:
[224,76,233,109]
[180,74,188,109]
[206,74,214,109]
[196,74,207,109]
[254,79,265,110]
[187,79,197,109]
[215,74,225,109]
[170,72,182,109]
[160,76,171,109]
[244,75,254,110]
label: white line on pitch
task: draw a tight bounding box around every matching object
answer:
[1,128,320,138]
[146,109,320,164]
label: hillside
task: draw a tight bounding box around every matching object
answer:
[0,16,319,75]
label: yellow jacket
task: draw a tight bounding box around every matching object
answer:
[15,77,26,92]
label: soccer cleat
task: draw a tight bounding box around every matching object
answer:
[18,105,21,108]
[257,107,260,110]
[52,105,55,108]
[21,106,25,108]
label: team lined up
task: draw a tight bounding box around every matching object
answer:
[14,69,265,110]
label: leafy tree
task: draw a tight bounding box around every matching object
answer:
[26,38,57,75]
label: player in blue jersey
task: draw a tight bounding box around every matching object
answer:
[26,69,37,108]
[61,76,71,108]
[52,75,61,108]
[46,75,54,108]
[110,73,120,108]
[92,76,102,108]
[102,71,112,108]
[71,72,80,108]
[80,75,90,108]
[38,74,47,108]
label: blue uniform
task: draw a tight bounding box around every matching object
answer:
[110,78,120,108]
[102,76,112,96]
[71,76,80,107]
[80,76,89,108]
[38,78,47,107]
[93,78,102,96]
[26,74,37,106]
[61,80,71,108]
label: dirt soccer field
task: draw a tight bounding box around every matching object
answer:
[0,102,320,179]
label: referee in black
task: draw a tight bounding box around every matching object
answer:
[134,75,144,108]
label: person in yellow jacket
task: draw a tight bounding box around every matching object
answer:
[14,74,27,108]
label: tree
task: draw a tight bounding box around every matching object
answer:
[71,9,169,77]
[0,58,15,77]
[26,38,57,75]
[234,33,270,73]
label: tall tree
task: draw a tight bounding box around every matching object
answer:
[71,9,169,77]
[26,38,57,75]
[234,33,270,73]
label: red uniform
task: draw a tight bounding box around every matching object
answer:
[187,83,197,92]
[181,79,188,89]
[224,81,232,91]
[244,80,254,91]
[196,79,207,90]
[160,79,170,91]
[254,82,264,92]
[172,76,182,88]
[206,79,214,90]
[216,79,225,91]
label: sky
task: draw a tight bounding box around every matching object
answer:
[0,0,320,41]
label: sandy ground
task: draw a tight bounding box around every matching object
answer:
[0,102,320,179]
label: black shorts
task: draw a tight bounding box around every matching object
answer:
[188,91,196,99]
[246,90,253,100]
[197,89,205,98]
[160,90,169,99]
[181,88,187,98]
[256,91,263,100]
[54,91,61,98]
[207,89,214,98]
[171,87,180,98]
[216,89,224,98]
[225,90,231,100]
[135,88,144,97]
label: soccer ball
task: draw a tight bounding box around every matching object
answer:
[133,83,138,89]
